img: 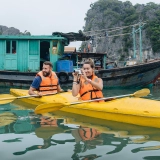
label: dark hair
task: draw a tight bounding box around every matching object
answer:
[43,61,53,68]
[83,58,95,69]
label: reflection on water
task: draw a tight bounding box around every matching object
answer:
[103,85,160,101]
[0,87,160,160]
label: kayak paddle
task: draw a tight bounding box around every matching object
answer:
[0,92,61,105]
[34,88,150,114]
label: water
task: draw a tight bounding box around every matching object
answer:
[0,86,160,160]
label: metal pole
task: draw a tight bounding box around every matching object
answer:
[76,54,78,69]
[139,23,142,62]
[103,54,106,69]
[132,27,136,59]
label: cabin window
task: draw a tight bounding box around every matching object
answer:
[6,41,10,53]
[6,40,17,54]
[12,41,16,53]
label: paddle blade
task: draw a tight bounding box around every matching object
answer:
[133,88,150,97]
[34,102,69,114]
[0,94,16,104]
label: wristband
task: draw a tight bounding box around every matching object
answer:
[73,82,77,85]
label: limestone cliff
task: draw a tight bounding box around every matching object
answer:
[82,0,160,61]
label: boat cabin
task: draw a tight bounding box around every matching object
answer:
[0,35,68,72]
[62,51,107,70]
[0,34,107,74]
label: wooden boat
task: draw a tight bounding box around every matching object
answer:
[10,88,160,129]
[0,34,160,88]
[1,58,160,88]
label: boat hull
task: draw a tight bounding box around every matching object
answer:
[97,59,160,88]
[10,89,160,128]
[1,59,160,88]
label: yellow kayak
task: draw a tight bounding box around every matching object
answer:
[10,89,160,128]
[10,89,79,106]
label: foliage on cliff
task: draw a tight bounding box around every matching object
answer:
[0,25,31,35]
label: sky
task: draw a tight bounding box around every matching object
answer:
[0,0,159,49]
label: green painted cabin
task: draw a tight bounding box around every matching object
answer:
[0,35,69,72]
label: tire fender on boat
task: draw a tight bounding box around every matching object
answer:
[58,72,69,83]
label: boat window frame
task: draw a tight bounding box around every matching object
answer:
[6,40,17,54]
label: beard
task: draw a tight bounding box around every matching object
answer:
[42,71,51,77]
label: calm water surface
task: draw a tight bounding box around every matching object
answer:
[0,86,160,160]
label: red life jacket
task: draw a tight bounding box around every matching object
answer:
[36,71,58,94]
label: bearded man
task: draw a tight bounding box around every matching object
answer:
[28,61,63,96]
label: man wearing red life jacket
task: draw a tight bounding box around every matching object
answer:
[28,61,63,96]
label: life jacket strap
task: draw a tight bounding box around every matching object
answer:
[40,85,58,87]
[38,88,58,92]
[81,89,99,99]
